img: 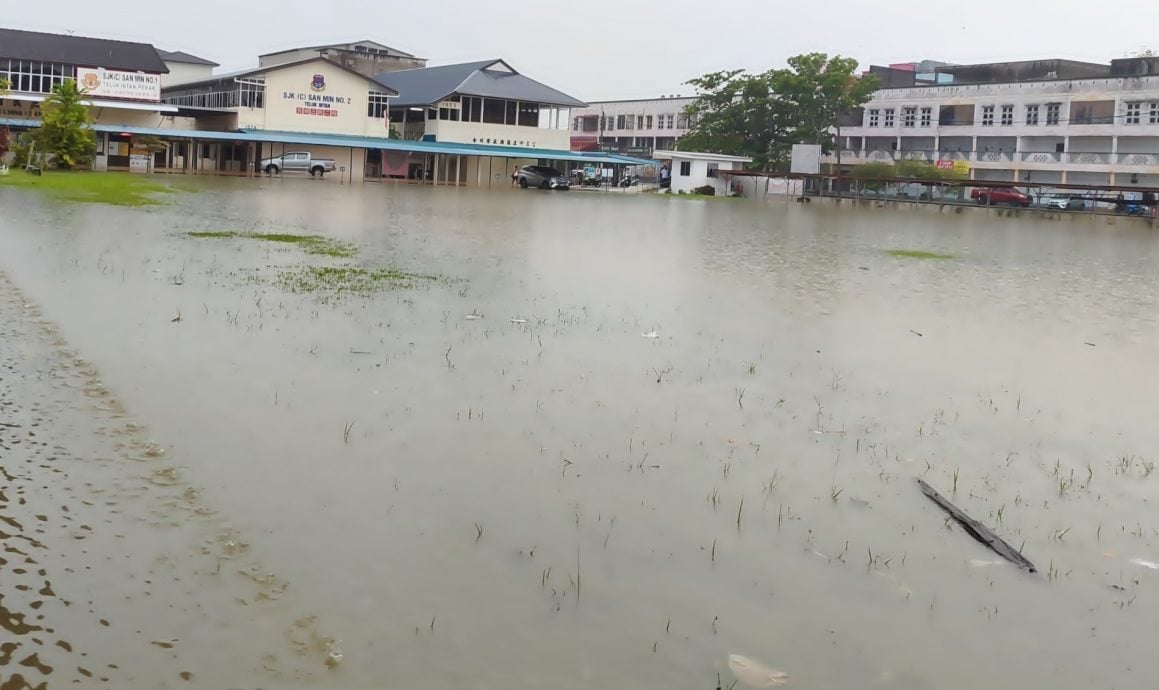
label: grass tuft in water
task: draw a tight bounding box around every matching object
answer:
[886,249,956,260]
[274,266,439,296]
[0,171,178,206]
[188,231,357,257]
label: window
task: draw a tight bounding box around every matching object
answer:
[1126,102,1141,124]
[239,78,265,108]
[1000,105,1013,126]
[679,161,691,176]
[677,113,688,129]
[573,117,581,131]
[981,105,994,126]
[665,114,675,129]
[646,115,653,129]
[367,91,391,118]
[1025,105,1039,126]
[637,115,644,129]
[902,106,916,127]
[1046,103,1061,125]
[867,108,879,127]
[616,114,626,129]
[482,98,507,124]
[883,108,895,127]
[707,162,719,178]
[0,59,68,94]
[517,101,538,126]
[920,107,931,127]
[607,116,615,131]
[1151,102,1159,124]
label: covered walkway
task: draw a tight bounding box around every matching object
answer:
[0,117,653,184]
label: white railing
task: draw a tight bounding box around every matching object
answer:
[1020,151,1062,164]
[1067,152,1111,165]
[1117,152,1159,166]
[977,151,1014,162]
[897,151,933,161]
[939,151,971,161]
[866,150,894,161]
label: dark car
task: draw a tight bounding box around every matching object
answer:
[971,187,1030,207]
[517,165,570,190]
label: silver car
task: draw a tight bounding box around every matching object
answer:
[516,165,570,190]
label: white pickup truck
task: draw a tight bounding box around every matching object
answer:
[260,152,336,177]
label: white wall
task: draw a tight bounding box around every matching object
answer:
[162,63,215,87]
[426,119,569,150]
[571,97,696,137]
[667,157,738,195]
[244,61,391,139]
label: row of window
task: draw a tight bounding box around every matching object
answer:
[868,102,1159,127]
[572,113,690,132]
[0,59,70,95]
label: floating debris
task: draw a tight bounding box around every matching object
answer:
[641,330,660,339]
[509,318,527,324]
[728,653,789,687]
[916,478,1037,574]
[1130,558,1159,571]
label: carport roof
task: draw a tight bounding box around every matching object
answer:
[0,118,654,166]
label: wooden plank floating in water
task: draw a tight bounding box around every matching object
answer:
[916,478,1038,574]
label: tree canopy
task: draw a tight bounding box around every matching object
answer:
[37,79,96,169]
[679,53,878,171]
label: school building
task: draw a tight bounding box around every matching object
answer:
[0,27,650,183]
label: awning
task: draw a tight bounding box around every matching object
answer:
[2,93,176,112]
[0,118,654,165]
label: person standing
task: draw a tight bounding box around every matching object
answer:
[511,164,519,187]
[659,164,671,189]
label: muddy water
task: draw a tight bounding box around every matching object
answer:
[1,179,1158,689]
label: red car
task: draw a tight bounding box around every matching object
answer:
[971,187,1031,207]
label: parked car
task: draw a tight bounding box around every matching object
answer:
[517,165,570,190]
[260,152,336,177]
[971,187,1031,207]
[1040,194,1086,210]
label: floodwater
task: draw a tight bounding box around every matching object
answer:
[1,179,1158,689]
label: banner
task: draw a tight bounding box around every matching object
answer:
[76,67,161,101]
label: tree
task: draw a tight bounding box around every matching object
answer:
[767,53,878,156]
[36,79,96,169]
[0,78,9,162]
[680,54,877,171]
[679,70,779,169]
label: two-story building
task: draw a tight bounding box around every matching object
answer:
[837,57,1159,188]
[373,59,586,184]
[0,27,185,171]
[569,96,697,156]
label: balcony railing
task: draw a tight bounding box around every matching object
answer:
[1117,152,1159,166]
[1020,152,1062,164]
[830,149,1149,168]
[1067,152,1111,165]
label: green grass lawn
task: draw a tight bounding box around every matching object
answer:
[885,249,956,260]
[0,170,181,206]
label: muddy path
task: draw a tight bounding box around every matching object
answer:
[0,272,338,689]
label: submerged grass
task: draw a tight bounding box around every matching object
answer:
[188,231,357,258]
[0,171,178,206]
[273,265,440,296]
[886,249,956,260]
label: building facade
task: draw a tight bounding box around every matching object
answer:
[837,57,1159,188]
[259,41,426,79]
[0,27,190,171]
[569,96,696,156]
[158,50,218,87]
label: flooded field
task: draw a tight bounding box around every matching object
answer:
[1,178,1158,689]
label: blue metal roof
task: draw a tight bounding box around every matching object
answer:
[0,118,654,166]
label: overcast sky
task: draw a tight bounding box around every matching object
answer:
[7,0,1158,101]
